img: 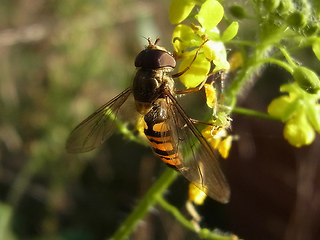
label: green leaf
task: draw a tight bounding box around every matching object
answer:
[221,21,239,41]
[169,0,197,24]
[178,51,211,88]
[196,0,224,30]
[312,39,320,61]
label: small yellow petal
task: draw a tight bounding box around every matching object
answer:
[204,84,217,108]
[188,183,207,205]
[218,135,233,159]
[136,116,146,137]
[201,126,213,139]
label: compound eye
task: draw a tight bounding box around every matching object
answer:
[159,52,176,68]
[134,50,146,67]
[135,49,176,69]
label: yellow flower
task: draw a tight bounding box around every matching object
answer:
[188,183,207,205]
[201,125,233,159]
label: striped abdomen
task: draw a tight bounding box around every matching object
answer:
[144,120,183,169]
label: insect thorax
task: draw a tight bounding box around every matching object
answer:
[133,68,174,115]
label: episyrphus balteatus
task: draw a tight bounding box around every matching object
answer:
[66,38,230,203]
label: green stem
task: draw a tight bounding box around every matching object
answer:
[257,57,294,74]
[278,46,296,67]
[157,196,196,231]
[157,197,239,240]
[232,107,281,121]
[7,158,38,206]
[109,168,179,240]
[227,39,255,47]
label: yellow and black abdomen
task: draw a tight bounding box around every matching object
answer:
[144,119,183,170]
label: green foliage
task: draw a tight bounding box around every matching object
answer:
[221,22,239,42]
[221,0,320,147]
[169,0,318,150]
[0,1,140,239]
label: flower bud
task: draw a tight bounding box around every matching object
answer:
[293,66,320,94]
[287,12,307,30]
[263,0,280,12]
[229,5,246,19]
[284,113,315,147]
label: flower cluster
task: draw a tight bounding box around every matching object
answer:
[268,83,320,147]
[170,0,238,89]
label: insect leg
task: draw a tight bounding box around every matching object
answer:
[189,119,216,126]
[174,69,228,96]
[174,78,208,95]
[172,39,209,79]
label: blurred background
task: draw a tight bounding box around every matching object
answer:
[0,0,320,240]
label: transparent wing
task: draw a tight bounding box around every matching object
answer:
[66,88,132,153]
[165,93,230,203]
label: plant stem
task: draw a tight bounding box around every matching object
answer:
[157,196,196,231]
[278,46,296,67]
[232,107,281,121]
[258,57,293,74]
[109,168,179,240]
[157,196,239,240]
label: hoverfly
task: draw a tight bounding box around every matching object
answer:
[66,38,230,203]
